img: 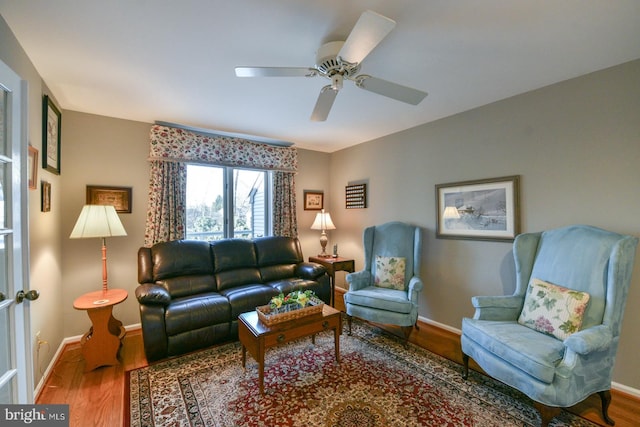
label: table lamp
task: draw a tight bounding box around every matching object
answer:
[70,205,127,292]
[310,209,336,257]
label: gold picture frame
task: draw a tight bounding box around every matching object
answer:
[86,185,132,213]
[28,146,38,190]
[436,175,521,242]
[41,181,51,212]
[303,191,323,210]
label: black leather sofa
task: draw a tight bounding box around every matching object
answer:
[135,236,330,361]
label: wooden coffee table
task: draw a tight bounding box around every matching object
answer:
[238,305,342,394]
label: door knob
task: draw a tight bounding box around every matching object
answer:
[16,290,39,303]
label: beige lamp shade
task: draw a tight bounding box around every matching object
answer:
[70,205,127,238]
[310,210,336,231]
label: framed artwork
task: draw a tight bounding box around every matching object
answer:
[303,191,323,210]
[42,95,62,174]
[28,146,38,190]
[41,181,51,212]
[86,185,133,213]
[436,175,520,242]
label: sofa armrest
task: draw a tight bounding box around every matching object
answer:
[471,295,523,321]
[135,283,171,306]
[296,262,326,280]
[346,270,371,291]
[564,325,613,355]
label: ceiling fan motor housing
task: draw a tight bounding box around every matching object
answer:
[315,41,359,77]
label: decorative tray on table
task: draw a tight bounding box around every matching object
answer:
[256,291,324,326]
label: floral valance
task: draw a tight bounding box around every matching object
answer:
[149,124,297,172]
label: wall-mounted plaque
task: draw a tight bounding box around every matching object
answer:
[345,183,367,209]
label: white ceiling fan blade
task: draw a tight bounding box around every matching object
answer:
[235,67,317,77]
[310,85,338,122]
[338,10,396,65]
[356,76,427,105]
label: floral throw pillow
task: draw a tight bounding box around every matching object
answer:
[374,256,406,290]
[517,278,591,340]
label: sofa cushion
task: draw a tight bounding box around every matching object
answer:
[260,264,297,282]
[158,275,217,299]
[211,239,258,271]
[462,318,565,384]
[518,278,590,340]
[266,278,326,299]
[151,240,214,280]
[344,286,413,314]
[164,292,230,335]
[254,236,301,266]
[220,284,279,318]
[211,239,261,290]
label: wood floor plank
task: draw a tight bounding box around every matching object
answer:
[36,293,639,427]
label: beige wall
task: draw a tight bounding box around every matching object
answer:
[60,112,150,335]
[329,59,640,389]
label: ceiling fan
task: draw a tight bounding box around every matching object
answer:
[235,10,428,122]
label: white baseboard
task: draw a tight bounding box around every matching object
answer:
[33,323,142,400]
[417,315,640,398]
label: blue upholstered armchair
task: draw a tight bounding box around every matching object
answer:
[344,222,423,341]
[461,225,638,426]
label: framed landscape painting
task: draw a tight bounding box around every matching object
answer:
[436,175,520,242]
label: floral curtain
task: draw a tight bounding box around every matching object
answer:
[273,171,297,237]
[144,124,298,246]
[143,161,186,247]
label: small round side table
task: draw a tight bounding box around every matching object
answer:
[73,288,128,372]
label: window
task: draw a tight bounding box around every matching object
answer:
[186,164,271,240]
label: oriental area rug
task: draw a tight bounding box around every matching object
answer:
[125,319,595,427]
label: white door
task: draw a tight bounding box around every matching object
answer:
[0,59,33,403]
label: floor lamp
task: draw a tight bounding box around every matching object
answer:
[70,205,127,293]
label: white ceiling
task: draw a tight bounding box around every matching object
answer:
[1,1,639,152]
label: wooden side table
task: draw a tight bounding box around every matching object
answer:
[73,288,128,372]
[309,256,355,307]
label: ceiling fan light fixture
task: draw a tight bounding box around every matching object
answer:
[331,74,343,91]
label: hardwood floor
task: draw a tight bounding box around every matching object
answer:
[36,291,639,426]
[37,330,147,427]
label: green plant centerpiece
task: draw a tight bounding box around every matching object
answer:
[269,290,318,313]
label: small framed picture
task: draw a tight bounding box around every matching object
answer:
[41,181,51,212]
[436,175,520,242]
[28,146,38,190]
[42,95,61,175]
[303,191,324,210]
[86,185,133,213]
